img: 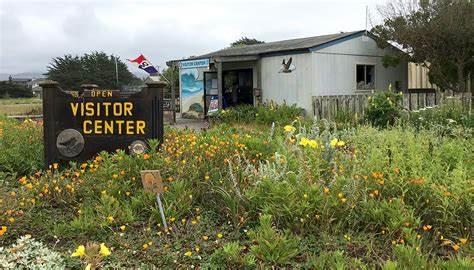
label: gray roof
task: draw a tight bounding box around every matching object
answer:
[197,30,365,59]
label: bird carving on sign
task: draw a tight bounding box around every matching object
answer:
[58,137,78,154]
[278,57,296,73]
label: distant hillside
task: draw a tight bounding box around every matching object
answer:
[0,72,45,81]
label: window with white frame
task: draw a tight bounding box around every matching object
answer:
[356,64,375,90]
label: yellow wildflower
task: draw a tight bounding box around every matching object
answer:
[323,187,330,193]
[99,243,111,256]
[217,233,223,239]
[308,140,318,148]
[202,235,209,241]
[299,137,310,147]
[284,125,296,132]
[120,225,126,231]
[460,238,468,245]
[330,138,345,148]
[71,245,86,257]
[452,244,460,251]
[0,226,7,236]
[184,251,192,257]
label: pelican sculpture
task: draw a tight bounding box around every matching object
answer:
[278,57,296,73]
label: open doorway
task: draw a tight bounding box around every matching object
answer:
[223,69,253,107]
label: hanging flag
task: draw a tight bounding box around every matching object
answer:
[127,54,158,74]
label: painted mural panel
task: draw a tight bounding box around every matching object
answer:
[179,59,209,119]
[180,68,205,118]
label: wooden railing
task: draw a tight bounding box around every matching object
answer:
[312,90,472,120]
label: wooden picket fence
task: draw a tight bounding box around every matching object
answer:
[312,90,472,120]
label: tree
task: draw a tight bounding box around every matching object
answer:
[0,81,33,98]
[159,67,179,96]
[373,0,473,92]
[45,51,140,90]
[230,37,265,47]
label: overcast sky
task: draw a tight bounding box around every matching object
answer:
[0,0,387,76]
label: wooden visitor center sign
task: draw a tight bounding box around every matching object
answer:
[39,81,166,166]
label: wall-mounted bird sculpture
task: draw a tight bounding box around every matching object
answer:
[278,57,296,73]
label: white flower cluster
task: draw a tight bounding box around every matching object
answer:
[0,235,65,269]
[411,105,438,113]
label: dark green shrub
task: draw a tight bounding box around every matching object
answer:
[365,90,403,127]
[255,102,302,125]
[0,81,33,98]
[209,104,257,124]
[209,102,302,126]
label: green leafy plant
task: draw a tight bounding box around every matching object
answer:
[365,90,403,127]
[212,241,256,267]
[306,251,363,269]
[249,215,301,266]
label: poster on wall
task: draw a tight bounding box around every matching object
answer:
[179,59,209,119]
[208,96,219,114]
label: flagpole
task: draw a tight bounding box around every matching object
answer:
[114,55,119,87]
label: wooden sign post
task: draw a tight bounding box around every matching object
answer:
[140,170,167,230]
[39,80,166,166]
